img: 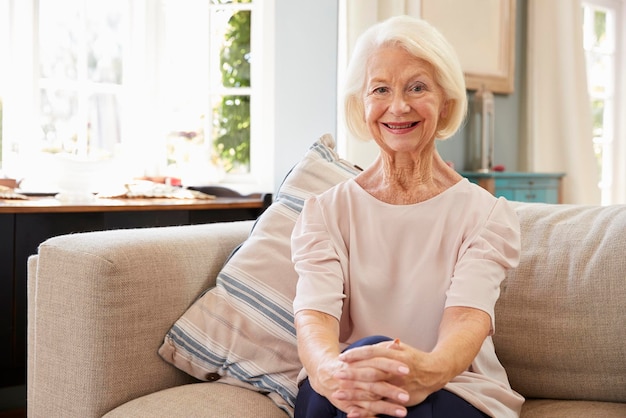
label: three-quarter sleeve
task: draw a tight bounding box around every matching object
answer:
[291,197,346,320]
[445,197,521,331]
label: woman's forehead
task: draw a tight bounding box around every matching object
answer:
[366,45,435,79]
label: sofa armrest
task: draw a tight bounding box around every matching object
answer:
[28,220,253,418]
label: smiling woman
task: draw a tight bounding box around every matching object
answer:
[292,15,524,418]
[0,0,273,193]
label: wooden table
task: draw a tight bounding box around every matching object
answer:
[0,194,270,390]
[0,194,270,213]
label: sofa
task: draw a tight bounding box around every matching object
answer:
[26,199,626,417]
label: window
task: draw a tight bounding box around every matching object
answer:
[0,0,274,193]
[37,0,125,158]
[582,0,625,205]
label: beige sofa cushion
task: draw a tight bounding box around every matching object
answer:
[495,203,626,403]
[521,399,626,418]
[104,382,287,418]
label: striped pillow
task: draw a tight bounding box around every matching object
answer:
[158,134,361,416]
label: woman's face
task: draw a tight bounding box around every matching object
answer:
[363,45,448,157]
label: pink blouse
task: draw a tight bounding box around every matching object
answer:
[292,178,524,418]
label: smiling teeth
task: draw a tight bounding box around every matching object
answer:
[388,123,414,129]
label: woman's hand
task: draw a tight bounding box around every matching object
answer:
[310,356,409,418]
[330,345,412,418]
[295,310,410,417]
[336,339,446,408]
[337,306,493,410]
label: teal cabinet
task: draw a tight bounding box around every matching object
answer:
[460,172,565,203]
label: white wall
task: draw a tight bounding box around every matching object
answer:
[273,0,339,193]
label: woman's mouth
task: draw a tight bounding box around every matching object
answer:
[383,122,418,130]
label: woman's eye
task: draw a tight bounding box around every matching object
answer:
[411,83,425,93]
[372,86,389,94]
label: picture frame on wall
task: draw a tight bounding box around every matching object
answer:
[421,0,516,94]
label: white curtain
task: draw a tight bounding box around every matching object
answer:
[521,0,600,204]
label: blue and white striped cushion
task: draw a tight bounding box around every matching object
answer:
[159,134,360,416]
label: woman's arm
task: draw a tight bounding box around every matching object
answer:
[294,309,342,397]
[430,305,492,381]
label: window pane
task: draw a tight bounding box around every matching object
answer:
[221,10,251,88]
[213,9,251,88]
[86,1,127,84]
[39,0,81,80]
[591,99,605,137]
[213,94,250,172]
[593,10,607,49]
[88,93,120,154]
[40,89,78,152]
[161,0,210,84]
[586,51,614,96]
[210,5,252,174]
[592,138,603,182]
[165,108,208,168]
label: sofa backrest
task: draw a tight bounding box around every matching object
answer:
[494,202,626,403]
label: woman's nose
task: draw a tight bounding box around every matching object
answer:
[389,93,410,114]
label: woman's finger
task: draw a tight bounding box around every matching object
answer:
[333,380,410,404]
[336,356,410,380]
[348,398,408,418]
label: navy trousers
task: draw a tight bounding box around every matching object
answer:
[294,336,490,418]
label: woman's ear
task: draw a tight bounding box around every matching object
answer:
[437,99,452,130]
[440,99,451,120]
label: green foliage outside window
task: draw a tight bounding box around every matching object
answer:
[593,10,606,46]
[214,10,251,172]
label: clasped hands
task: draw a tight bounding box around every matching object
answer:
[317,339,443,418]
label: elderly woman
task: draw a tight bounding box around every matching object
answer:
[291,15,524,418]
